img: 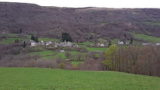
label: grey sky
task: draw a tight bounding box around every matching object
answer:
[0,0,160,8]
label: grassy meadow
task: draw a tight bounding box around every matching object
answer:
[133,33,160,43]
[0,68,159,90]
[0,33,30,44]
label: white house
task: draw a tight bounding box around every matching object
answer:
[30,40,38,47]
[156,43,160,46]
[97,43,105,47]
[118,41,130,45]
[118,41,124,45]
[40,41,45,45]
[60,50,65,53]
[55,41,73,47]
[30,40,79,48]
[46,41,53,46]
[142,43,151,46]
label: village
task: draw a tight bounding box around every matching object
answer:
[30,39,160,48]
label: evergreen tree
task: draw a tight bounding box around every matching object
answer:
[23,41,26,48]
[61,33,73,42]
[108,39,112,47]
[31,35,39,42]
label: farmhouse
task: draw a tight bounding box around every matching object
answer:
[30,40,38,47]
[156,43,160,46]
[118,40,130,45]
[142,43,151,46]
[118,41,124,45]
[96,43,106,47]
[30,40,48,47]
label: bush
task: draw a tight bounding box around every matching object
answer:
[59,63,66,69]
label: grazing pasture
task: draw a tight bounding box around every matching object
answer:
[0,68,159,90]
[86,47,107,52]
[30,50,86,60]
[39,37,59,42]
[133,33,160,42]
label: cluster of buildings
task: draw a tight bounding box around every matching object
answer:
[117,41,130,45]
[117,40,160,46]
[30,39,160,49]
[30,40,79,48]
[142,43,160,46]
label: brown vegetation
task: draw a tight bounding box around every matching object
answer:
[1,2,160,42]
[0,43,160,76]
[103,45,160,76]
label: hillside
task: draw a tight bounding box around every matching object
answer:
[1,2,160,42]
[0,68,159,90]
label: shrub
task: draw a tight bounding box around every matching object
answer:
[59,63,65,69]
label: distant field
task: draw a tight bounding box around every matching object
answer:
[86,47,107,52]
[133,33,160,43]
[39,37,59,42]
[79,41,93,46]
[144,22,160,26]
[30,50,86,60]
[30,50,66,59]
[0,33,19,37]
[0,33,30,44]
[0,68,159,90]
[0,37,20,44]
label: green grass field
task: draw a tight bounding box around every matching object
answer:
[133,33,160,43]
[144,22,160,26]
[39,37,59,42]
[87,47,107,52]
[0,33,30,44]
[30,50,86,60]
[0,68,159,90]
[30,50,66,59]
[0,37,20,44]
[0,33,19,37]
[79,41,93,46]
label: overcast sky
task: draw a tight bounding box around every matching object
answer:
[0,0,160,8]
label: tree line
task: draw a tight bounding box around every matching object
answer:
[103,45,160,76]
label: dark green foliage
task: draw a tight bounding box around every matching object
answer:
[123,34,128,44]
[22,41,26,48]
[31,35,39,42]
[61,33,73,42]
[129,37,133,44]
[108,39,112,47]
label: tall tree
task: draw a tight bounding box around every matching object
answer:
[22,41,27,48]
[31,34,39,42]
[61,33,73,42]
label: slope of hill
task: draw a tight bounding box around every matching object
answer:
[0,68,159,90]
[1,2,160,42]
